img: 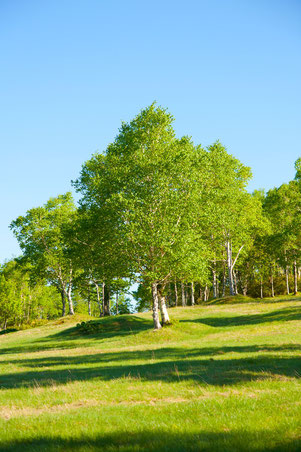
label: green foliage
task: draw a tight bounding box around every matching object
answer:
[132,283,152,312]
[76,320,100,335]
[0,259,61,329]
[294,157,301,181]
[10,193,78,315]
[0,274,22,328]
[76,105,216,286]
[4,104,301,324]
[110,293,133,315]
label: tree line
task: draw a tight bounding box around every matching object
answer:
[1,104,300,330]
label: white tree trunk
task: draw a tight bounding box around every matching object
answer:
[102,281,105,315]
[222,262,226,297]
[233,271,238,295]
[191,282,195,306]
[181,282,185,306]
[204,284,208,301]
[294,261,298,295]
[212,268,217,298]
[159,293,170,324]
[116,291,119,315]
[226,241,235,295]
[174,282,178,306]
[151,282,162,330]
[271,271,274,298]
[66,269,74,315]
[94,282,102,316]
[67,287,74,315]
[286,266,290,295]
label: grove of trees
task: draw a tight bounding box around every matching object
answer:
[1,104,300,330]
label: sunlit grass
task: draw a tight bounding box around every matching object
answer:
[0,295,300,451]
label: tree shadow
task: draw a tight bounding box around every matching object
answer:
[50,314,153,342]
[205,295,301,305]
[0,315,153,355]
[0,430,299,452]
[0,344,300,389]
[181,306,301,328]
[1,343,300,368]
[0,328,18,336]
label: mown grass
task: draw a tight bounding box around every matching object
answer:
[0,295,300,451]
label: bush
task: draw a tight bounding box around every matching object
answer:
[76,320,101,334]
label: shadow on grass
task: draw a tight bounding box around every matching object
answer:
[181,306,301,328]
[0,430,299,452]
[2,343,301,368]
[0,344,300,389]
[0,328,18,336]
[1,305,300,357]
[205,295,301,305]
[0,315,153,355]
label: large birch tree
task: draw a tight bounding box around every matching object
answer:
[75,104,210,329]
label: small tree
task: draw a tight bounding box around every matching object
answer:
[10,193,77,315]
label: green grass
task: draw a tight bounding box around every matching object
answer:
[0,295,300,451]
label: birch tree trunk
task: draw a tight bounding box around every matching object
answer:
[185,287,188,306]
[158,291,170,325]
[286,266,290,295]
[191,282,195,306]
[293,261,298,295]
[226,241,235,296]
[66,269,74,315]
[27,293,31,321]
[67,284,74,315]
[95,282,102,316]
[102,281,105,315]
[233,271,238,295]
[260,276,263,299]
[242,284,247,296]
[199,286,203,302]
[88,289,92,316]
[181,282,185,306]
[116,291,119,315]
[174,281,178,307]
[212,258,217,298]
[271,271,274,298]
[222,262,226,297]
[103,283,110,316]
[151,282,162,330]
[204,284,208,302]
[212,268,217,298]
[61,289,66,316]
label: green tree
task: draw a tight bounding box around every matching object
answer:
[200,142,267,296]
[10,193,77,315]
[264,176,301,295]
[75,104,211,328]
[0,274,21,329]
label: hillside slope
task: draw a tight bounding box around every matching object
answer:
[0,297,300,451]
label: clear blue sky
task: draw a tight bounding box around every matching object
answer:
[0,0,300,263]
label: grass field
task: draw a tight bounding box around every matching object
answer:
[0,295,300,451]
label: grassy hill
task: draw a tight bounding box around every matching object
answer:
[0,296,300,451]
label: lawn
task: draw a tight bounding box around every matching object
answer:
[0,296,300,451]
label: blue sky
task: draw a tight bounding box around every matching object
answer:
[0,0,300,262]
